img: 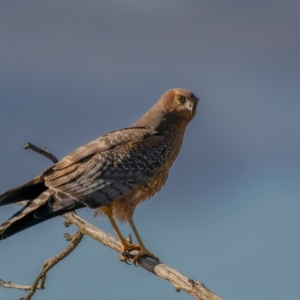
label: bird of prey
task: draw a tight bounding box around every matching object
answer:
[0,88,198,262]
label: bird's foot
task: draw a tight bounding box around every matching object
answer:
[133,248,159,266]
[119,242,140,262]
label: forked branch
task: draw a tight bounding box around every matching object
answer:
[0,230,84,300]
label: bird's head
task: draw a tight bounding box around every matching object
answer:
[132,88,199,132]
[162,88,199,121]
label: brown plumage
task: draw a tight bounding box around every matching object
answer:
[0,88,198,262]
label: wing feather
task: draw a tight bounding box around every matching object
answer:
[42,129,169,209]
[52,127,156,170]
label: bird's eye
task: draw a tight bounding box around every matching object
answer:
[177,95,186,104]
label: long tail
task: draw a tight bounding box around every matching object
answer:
[0,179,85,240]
[0,175,46,206]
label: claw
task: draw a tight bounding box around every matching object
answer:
[124,259,132,265]
[119,250,131,263]
[118,242,140,264]
[119,253,132,264]
[132,249,159,265]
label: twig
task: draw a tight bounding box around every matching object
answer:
[22,230,83,300]
[1,143,223,300]
[0,280,32,291]
[24,143,58,163]
[0,230,83,299]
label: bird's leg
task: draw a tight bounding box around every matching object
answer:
[102,206,140,261]
[128,217,159,264]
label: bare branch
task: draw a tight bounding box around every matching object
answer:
[24,143,58,163]
[63,212,222,300]
[0,230,83,299]
[21,230,84,300]
[0,279,33,291]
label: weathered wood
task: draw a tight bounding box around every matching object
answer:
[64,212,222,300]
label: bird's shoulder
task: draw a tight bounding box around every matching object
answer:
[49,127,162,172]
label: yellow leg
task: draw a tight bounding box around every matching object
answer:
[102,206,140,261]
[128,217,159,263]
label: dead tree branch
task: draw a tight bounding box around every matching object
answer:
[22,230,84,300]
[0,143,223,300]
[0,280,32,291]
[63,212,222,300]
[24,143,58,163]
[0,230,83,300]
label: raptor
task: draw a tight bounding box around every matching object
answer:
[0,88,198,263]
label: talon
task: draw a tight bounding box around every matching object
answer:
[119,254,131,264]
[125,259,132,265]
[119,241,140,264]
[133,249,159,265]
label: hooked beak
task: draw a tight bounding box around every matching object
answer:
[184,101,195,114]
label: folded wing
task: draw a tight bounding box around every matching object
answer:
[0,127,169,239]
[44,129,168,208]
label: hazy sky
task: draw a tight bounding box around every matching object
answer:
[0,1,300,299]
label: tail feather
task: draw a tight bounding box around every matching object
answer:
[0,189,85,240]
[0,175,46,206]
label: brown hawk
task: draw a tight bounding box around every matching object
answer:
[0,88,198,262]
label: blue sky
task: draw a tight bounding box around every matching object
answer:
[0,1,300,299]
